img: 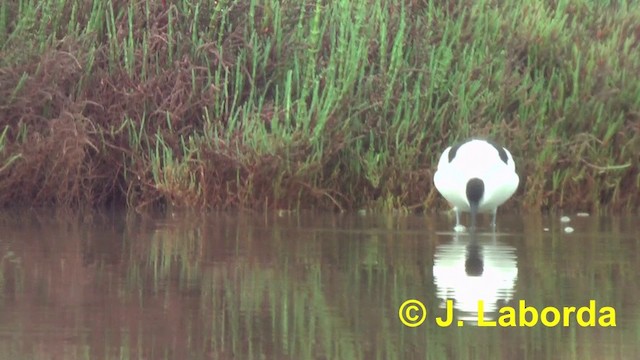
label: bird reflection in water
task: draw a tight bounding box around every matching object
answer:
[432,231,518,325]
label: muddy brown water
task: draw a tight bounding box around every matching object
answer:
[0,210,638,359]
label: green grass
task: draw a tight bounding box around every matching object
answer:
[0,0,639,212]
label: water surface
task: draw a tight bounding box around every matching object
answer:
[0,210,638,359]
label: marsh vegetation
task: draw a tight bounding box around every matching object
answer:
[1,0,638,211]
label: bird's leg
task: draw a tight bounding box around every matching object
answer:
[491,209,497,230]
[452,207,466,233]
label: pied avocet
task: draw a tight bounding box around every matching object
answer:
[433,139,519,231]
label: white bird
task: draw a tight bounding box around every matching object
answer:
[433,139,519,231]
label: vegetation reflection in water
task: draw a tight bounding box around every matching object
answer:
[0,211,638,359]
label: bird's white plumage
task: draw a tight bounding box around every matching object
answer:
[434,139,519,230]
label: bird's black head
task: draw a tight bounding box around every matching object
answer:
[466,178,485,206]
[466,178,484,231]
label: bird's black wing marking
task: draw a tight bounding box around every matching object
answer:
[448,142,463,162]
[484,139,509,165]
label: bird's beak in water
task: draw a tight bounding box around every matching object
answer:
[470,202,478,232]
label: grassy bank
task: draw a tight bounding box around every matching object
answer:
[0,0,638,212]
